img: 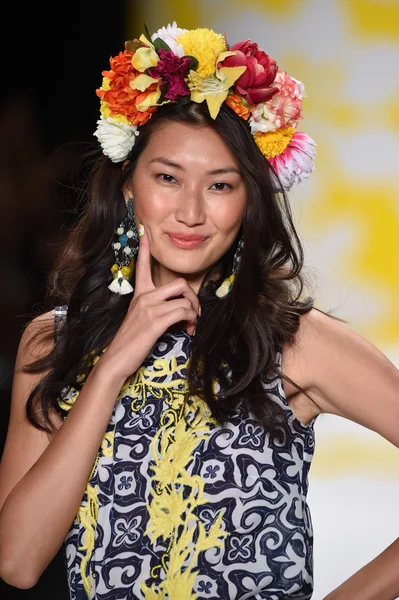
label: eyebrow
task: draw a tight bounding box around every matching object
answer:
[149,157,241,176]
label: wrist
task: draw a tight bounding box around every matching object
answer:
[89,356,129,393]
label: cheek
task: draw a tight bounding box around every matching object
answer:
[210,199,246,231]
[132,187,169,224]
[131,169,161,219]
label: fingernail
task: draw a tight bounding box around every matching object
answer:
[198,304,202,317]
[138,224,145,237]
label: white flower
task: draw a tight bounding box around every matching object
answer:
[151,21,188,57]
[249,103,277,134]
[94,117,139,163]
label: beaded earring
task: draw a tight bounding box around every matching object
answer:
[108,198,139,295]
[215,235,244,298]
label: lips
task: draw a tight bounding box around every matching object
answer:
[167,233,208,241]
[167,233,208,249]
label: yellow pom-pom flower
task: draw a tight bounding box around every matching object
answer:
[99,99,131,125]
[253,126,296,159]
[177,28,227,77]
[120,265,131,277]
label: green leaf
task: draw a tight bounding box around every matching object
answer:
[185,55,199,73]
[143,22,152,42]
[153,37,172,53]
[158,83,169,105]
[176,94,191,105]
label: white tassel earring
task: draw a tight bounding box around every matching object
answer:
[108,198,139,295]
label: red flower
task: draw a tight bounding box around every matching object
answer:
[147,49,191,101]
[221,40,279,106]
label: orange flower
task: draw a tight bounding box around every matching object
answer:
[96,50,157,127]
[225,94,251,120]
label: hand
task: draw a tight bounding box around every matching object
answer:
[98,224,201,382]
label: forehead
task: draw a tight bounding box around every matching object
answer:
[141,121,239,168]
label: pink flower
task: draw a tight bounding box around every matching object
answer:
[221,39,279,105]
[250,70,304,133]
[147,49,191,101]
[271,70,304,128]
[269,132,316,190]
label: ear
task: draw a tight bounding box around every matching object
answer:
[122,159,134,205]
[122,184,134,206]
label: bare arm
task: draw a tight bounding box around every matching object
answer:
[0,313,127,588]
[284,308,399,599]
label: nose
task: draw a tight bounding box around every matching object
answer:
[174,185,206,226]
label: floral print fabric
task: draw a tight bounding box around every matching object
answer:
[55,308,316,599]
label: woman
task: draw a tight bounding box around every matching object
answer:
[0,22,398,600]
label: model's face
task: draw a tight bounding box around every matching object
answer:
[126,121,247,293]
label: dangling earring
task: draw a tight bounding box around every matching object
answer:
[215,235,244,298]
[108,198,139,295]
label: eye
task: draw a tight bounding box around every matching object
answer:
[157,173,177,184]
[211,182,232,191]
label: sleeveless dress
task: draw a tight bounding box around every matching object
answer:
[55,306,317,600]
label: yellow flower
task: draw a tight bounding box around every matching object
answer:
[132,34,159,72]
[130,73,159,92]
[188,52,246,119]
[177,28,227,77]
[253,126,296,159]
[130,33,170,113]
[128,34,163,112]
[135,85,162,111]
[99,99,130,124]
[100,76,110,91]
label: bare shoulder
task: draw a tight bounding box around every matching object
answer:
[282,307,399,446]
[16,309,56,369]
[11,307,59,421]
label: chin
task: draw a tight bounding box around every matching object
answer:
[163,258,211,276]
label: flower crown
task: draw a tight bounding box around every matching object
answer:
[94,22,316,191]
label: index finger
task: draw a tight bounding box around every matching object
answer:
[134,224,154,294]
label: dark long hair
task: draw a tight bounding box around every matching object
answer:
[23,101,317,442]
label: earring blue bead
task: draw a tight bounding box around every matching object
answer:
[109,198,140,295]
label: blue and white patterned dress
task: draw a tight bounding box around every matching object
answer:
[55,307,317,600]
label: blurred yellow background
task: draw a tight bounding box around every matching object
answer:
[129,0,399,348]
[127,1,399,598]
